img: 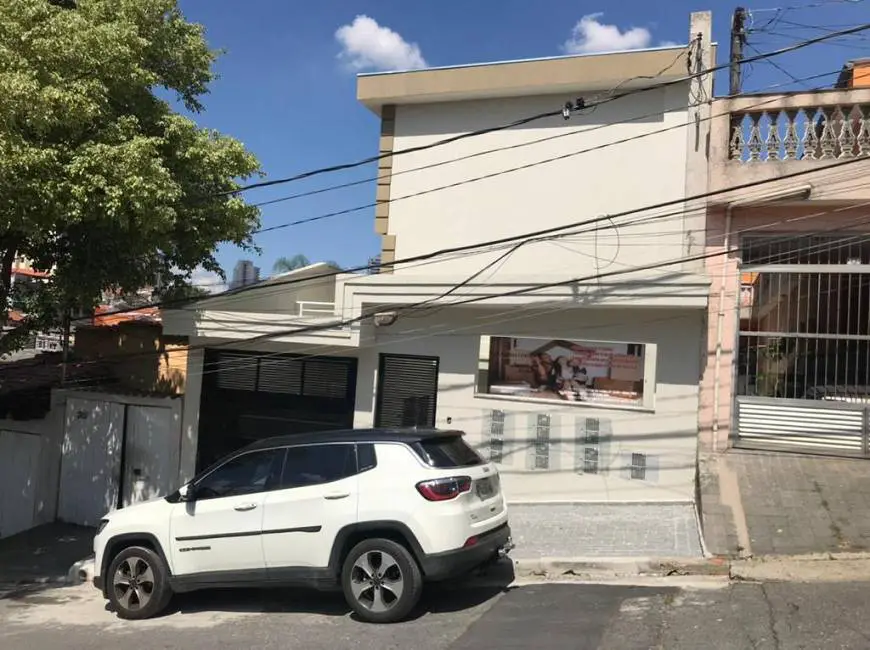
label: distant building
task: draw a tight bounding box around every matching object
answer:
[229,260,260,290]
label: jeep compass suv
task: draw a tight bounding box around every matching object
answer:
[92,428,513,623]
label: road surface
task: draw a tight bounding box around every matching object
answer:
[2,577,869,649]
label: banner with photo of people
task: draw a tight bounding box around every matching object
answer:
[482,337,645,406]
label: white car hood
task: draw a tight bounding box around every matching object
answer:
[104,495,173,524]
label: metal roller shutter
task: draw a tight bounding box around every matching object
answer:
[375,354,439,428]
[198,350,358,470]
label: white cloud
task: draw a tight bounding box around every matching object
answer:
[562,14,654,54]
[190,267,226,294]
[335,15,427,72]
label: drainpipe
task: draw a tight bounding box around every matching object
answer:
[711,184,813,453]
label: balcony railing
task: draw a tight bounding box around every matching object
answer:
[730,102,870,163]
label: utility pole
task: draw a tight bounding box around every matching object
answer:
[730,7,747,95]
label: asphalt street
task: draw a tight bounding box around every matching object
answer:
[2,577,870,649]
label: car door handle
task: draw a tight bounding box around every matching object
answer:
[234,503,258,511]
[324,493,350,500]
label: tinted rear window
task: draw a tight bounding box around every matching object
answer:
[412,436,484,468]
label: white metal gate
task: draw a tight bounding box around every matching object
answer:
[0,431,41,538]
[122,406,177,508]
[735,234,870,457]
[57,398,125,527]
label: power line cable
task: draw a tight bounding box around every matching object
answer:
[223,24,870,198]
[11,64,864,335]
[745,42,814,88]
[66,139,870,327]
[39,199,870,394]
[34,201,870,397]
[249,70,837,212]
[45,182,870,380]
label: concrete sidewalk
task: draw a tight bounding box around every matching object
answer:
[0,523,94,597]
[508,503,704,560]
[700,449,870,558]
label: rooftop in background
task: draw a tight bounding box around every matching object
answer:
[260,261,342,285]
[836,58,870,89]
[356,44,715,116]
[92,305,160,327]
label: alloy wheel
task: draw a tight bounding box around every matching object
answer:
[112,556,156,612]
[349,550,405,613]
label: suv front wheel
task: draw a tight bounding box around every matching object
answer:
[341,538,423,623]
[107,546,173,620]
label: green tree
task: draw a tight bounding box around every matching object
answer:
[155,282,211,303]
[0,0,262,352]
[273,255,341,274]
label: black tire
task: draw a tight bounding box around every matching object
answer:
[106,545,173,620]
[341,538,423,624]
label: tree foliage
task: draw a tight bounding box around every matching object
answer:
[273,254,341,274]
[0,0,262,350]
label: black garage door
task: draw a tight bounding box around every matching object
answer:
[197,350,357,471]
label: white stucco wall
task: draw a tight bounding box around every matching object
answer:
[386,85,692,279]
[352,308,703,504]
[180,302,702,504]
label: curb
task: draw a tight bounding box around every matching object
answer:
[0,576,69,599]
[730,552,870,583]
[512,556,731,580]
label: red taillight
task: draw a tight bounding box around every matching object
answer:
[415,476,472,501]
[463,536,479,548]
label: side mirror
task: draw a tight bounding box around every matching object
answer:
[178,484,195,502]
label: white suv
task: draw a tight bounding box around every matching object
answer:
[92,428,513,623]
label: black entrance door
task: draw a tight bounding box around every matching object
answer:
[374,354,439,428]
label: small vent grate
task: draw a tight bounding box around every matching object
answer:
[488,410,505,464]
[534,414,550,470]
[630,453,647,480]
[584,417,600,445]
[584,447,599,474]
[575,416,607,475]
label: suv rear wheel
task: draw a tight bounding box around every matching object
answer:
[341,538,422,623]
[107,546,173,620]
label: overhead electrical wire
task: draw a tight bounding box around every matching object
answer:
[39,200,870,396]
[40,195,870,393]
[220,22,870,198]
[64,67,858,326]
[38,164,870,381]
[249,70,837,212]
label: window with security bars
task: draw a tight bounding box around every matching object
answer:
[738,234,870,401]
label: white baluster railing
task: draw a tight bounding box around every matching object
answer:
[729,104,870,162]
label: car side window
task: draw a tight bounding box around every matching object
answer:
[194,449,284,500]
[357,443,377,472]
[281,444,357,489]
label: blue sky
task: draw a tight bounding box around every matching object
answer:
[176,0,869,289]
